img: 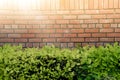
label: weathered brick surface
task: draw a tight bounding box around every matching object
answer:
[0,0,120,47]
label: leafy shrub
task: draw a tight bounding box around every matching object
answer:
[78,43,120,80]
[0,43,120,80]
[0,45,80,80]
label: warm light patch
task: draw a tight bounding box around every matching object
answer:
[17,0,32,10]
[0,0,44,10]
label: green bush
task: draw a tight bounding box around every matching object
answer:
[0,43,120,80]
[78,43,120,80]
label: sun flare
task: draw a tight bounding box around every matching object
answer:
[0,0,43,10]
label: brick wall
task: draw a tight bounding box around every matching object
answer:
[0,0,120,48]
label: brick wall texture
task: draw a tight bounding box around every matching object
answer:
[0,0,120,48]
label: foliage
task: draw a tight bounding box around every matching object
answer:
[0,43,120,80]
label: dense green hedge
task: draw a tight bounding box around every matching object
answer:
[0,43,120,80]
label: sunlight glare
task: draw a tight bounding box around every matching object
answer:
[0,0,43,10]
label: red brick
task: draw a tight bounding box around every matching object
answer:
[0,25,4,28]
[12,25,18,28]
[100,29,114,32]
[30,16,48,20]
[71,29,84,33]
[32,25,39,28]
[67,25,74,28]
[100,38,114,42]
[15,29,28,33]
[36,34,49,38]
[73,25,81,28]
[0,34,7,38]
[85,10,99,14]
[103,24,111,28]
[0,39,14,42]
[33,43,40,48]
[0,20,14,24]
[99,19,113,23]
[56,20,69,24]
[42,20,55,24]
[107,33,120,37]
[39,43,46,48]
[28,29,42,33]
[26,43,33,48]
[81,43,89,46]
[70,10,84,14]
[64,34,77,37]
[96,24,103,28]
[15,20,28,24]
[99,10,114,14]
[78,15,91,19]
[114,19,120,23]
[22,34,35,38]
[42,29,55,33]
[118,24,120,27]
[50,34,63,37]
[57,38,70,42]
[115,29,120,32]
[39,25,46,28]
[92,33,106,37]
[68,43,74,48]
[88,43,96,47]
[61,25,67,28]
[63,15,77,19]
[56,29,70,33]
[28,21,41,24]
[57,11,70,14]
[8,34,21,38]
[18,25,26,28]
[85,29,99,33]
[71,38,84,42]
[0,29,13,33]
[115,38,120,41]
[43,38,56,42]
[4,25,11,28]
[88,24,95,28]
[49,15,63,19]
[81,24,88,28]
[84,20,98,23]
[115,9,120,13]
[111,24,118,28]
[46,24,60,29]
[15,39,27,42]
[96,43,104,46]
[53,43,61,47]
[61,43,68,48]
[92,15,106,19]
[107,14,120,18]
[69,20,83,24]
[78,33,91,37]
[85,38,99,42]
[54,25,61,28]
[29,39,42,42]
